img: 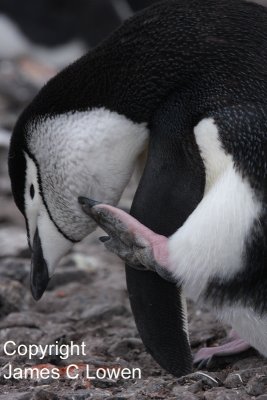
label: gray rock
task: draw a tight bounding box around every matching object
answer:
[188,380,203,393]
[0,258,30,283]
[31,390,59,400]
[0,327,43,362]
[173,393,199,400]
[172,384,199,399]
[204,388,251,400]
[65,389,111,399]
[47,269,94,291]
[230,366,267,384]
[224,372,244,389]
[178,371,220,389]
[109,338,143,357]
[0,278,25,317]
[0,393,31,400]
[232,356,266,370]
[80,304,130,324]
[246,375,267,396]
[0,227,29,258]
[61,391,91,400]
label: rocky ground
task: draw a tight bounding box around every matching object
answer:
[0,53,267,400]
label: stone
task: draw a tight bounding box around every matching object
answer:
[204,388,251,400]
[47,269,94,290]
[0,227,29,258]
[174,393,199,400]
[178,371,220,389]
[0,258,30,283]
[31,390,59,400]
[109,338,143,357]
[80,304,130,323]
[0,393,31,400]
[224,372,244,389]
[0,278,25,317]
[246,375,267,396]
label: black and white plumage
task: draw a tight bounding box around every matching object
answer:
[8,0,267,376]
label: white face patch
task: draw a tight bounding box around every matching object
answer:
[37,207,73,276]
[24,108,148,276]
[24,153,72,276]
[168,118,262,301]
[27,108,148,242]
[24,153,41,248]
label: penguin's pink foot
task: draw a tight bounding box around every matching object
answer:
[194,330,252,369]
[78,197,175,282]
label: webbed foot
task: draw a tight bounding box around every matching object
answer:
[78,197,176,283]
[194,330,252,369]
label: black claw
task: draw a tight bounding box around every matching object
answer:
[194,355,226,371]
[78,197,101,208]
[195,358,208,370]
[99,236,110,243]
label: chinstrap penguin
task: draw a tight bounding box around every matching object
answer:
[8,0,267,376]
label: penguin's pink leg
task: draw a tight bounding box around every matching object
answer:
[194,330,252,369]
[78,197,175,282]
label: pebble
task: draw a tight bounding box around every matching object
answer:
[224,372,244,389]
[175,393,199,400]
[0,393,31,400]
[246,375,267,396]
[0,258,30,283]
[204,388,251,400]
[178,371,220,389]
[80,304,130,323]
[31,389,59,400]
[109,338,143,357]
[0,278,25,317]
[47,269,94,290]
[61,392,90,400]
[0,227,29,258]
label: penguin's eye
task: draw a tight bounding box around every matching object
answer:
[30,184,35,199]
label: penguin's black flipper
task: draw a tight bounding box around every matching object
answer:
[126,94,205,377]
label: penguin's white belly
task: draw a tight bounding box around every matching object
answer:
[167,117,267,356]
[219,306,267,357]
[168,117,261,300]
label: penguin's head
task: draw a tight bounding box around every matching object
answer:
[8,107,148,301]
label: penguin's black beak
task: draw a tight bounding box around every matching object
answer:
[30,229,50,301]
